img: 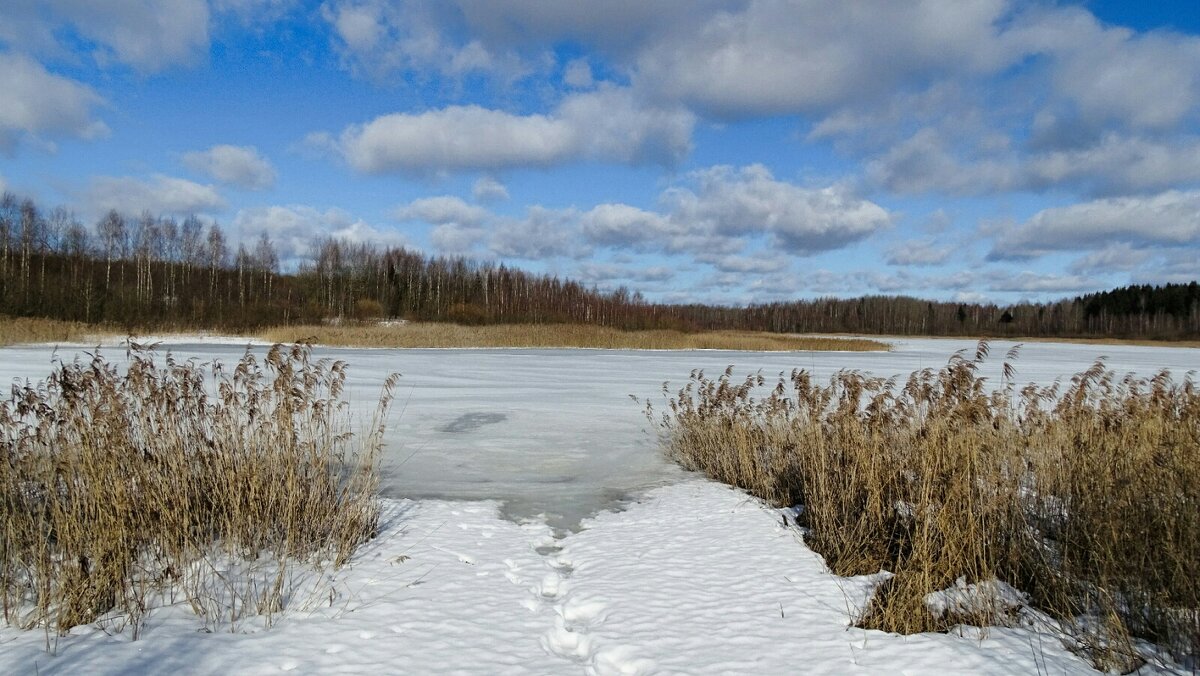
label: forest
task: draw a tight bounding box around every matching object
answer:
[1,192,1197,339]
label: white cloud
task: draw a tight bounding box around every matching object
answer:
[865,128,1018,195]
[1024,135,1200,195]
[84,174,225,218]
[321,0,527,81]
[182,144,276,190]
[429,222,487,257]
[1013,9,1200,131]
[1067,243,1152,275]
[40,0,211,72]
[667,165,891,254]
[563,58,593,88]
[233,204,409,264]
[633,0,1012,117]
[990,190,1200,259]
[982,270,1098,295]
[332,86,694,173]
[410,166,895,263]
[0,52,108,151]
[392,195,489,226]
[696,253,790,275]
[885,238,954,266]
[579,203,678,251]
[1131,250,1200,285]
[575,262,675,285]
[491,206,586,260]
[471,176,509,203]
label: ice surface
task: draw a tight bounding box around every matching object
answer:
[1,336,1194,531]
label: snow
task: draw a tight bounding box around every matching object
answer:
[1,336,1194,673]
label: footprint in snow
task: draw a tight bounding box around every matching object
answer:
[559,596,608,629]
[541,616,594,661]
[538,572,566,599]
[591,645,658,676]
[547,554,574,575]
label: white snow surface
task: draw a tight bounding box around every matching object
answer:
[0,336,1194,674]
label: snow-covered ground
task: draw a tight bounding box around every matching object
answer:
[0,336,1194,674]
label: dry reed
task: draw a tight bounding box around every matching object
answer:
[0,342,397,644]
[0,316,116,346]
[645,342,1198,670]
[258,322,889,352]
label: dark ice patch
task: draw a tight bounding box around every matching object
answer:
[438,412,507,433]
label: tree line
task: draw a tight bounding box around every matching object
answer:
[0,192,1196,339]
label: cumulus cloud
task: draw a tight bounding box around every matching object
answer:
[429,222,487,257]
[562,58,594,88]
[392,195,490,226]
[331,86,694,173]
[866,126,1200,197]
[633,0,1012,117]
[666,165,891,255]
[806,6,1200,197]
[34,0,211,72]
[696,253,790,275]
[182,144,276,190]
[1067,243,1152,275]
[574,262,676,291]
[1024,135,1200,196]
[0,52,108,152]
[1019,9,1200,131]
[233,204,409,264]
[472,176,509,203]
[865,128,1018,195]
[982,270,1099,295]
[885,238,955,266]
[311,1,1200,200]
[321,0,725,81]
[1131,250,1200,285]
[321,0,527,81]
[84,174,225,218]
[402,166,890,273]
[579,203,679,251]
[491,206,586,260]
[990,190,1200,259]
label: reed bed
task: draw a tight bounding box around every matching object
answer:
[258,322,888,352]
[646,342,1199,670]
[0,343,397,644]
[0,316,116,346]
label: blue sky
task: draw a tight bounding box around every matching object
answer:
[2,1,1199,305]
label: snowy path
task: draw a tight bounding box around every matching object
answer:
[1,481,1101,675]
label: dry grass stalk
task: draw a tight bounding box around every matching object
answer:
[0,342,397,642]
[258,322,889,352]
[0,316,117,346]
[646,341,1199,669]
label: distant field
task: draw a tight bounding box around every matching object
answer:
[257,323,890,352]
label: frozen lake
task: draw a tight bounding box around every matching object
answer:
[1,336,1195,531]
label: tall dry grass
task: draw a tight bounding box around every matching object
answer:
[0,343,397,644]
[258,322,888,352]
[646,342,1199,670]
[0,316,115,346]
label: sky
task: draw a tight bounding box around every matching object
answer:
[1,1,1199,306]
